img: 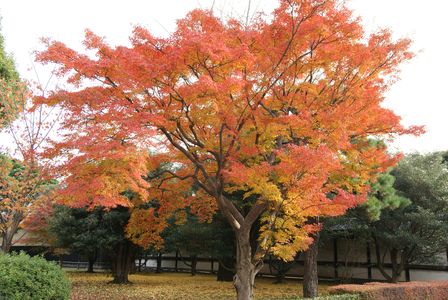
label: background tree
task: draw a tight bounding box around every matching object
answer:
[0,154,44,253]
[0,21,60,253]
[48,206,120,273]
[0,94,59,253]
[211,213,235,282]
[0,20,22,128]
[42,203,141,281]
[36,0,421,298]
[164,212,216,276]
[163,210,235,277]
[374,153,448,282]
[324,171,409,283]
[326,152,448,283]
[268,256,295,284]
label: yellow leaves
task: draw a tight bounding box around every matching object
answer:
[258,210,313,261]
[126,208,165,250]
[245,179,283,204]
[69,271,327,300]
[0,156,13,177]
[0,79,28,128]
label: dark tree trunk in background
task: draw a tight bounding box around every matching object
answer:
[446,247,448,264]
[389,248,407,283]
[156,252,162,273]
[274,264,288,284]
[190,255,198,276]
[217,257,234,282]
[270,257,294,284]
[87,255,96,273]
[110,241,135,284]
[374,237,408,283]
[303,232,319,298]
[446,247,448,265]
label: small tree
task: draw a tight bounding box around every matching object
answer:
[0,154,44,253]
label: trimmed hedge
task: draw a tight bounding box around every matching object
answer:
[297,294,361,300]
[0,252,71,300]
[328,281,448,300]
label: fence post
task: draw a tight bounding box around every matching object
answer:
[175,250,179,272]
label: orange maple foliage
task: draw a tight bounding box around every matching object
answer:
[36,0,422,298]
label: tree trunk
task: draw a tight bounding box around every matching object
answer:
[110,241,135,284]
[190,254,198,276]
[218,196,267,300]
[1,212,24,253]
[87,256,96,273]
[233,230,258,300]
[390,248,406,283]
[275,271,286,284]
[217,257,234,281]
[446,246,448,264]
[1,234,12,253]
[303,232,319,298]
[1,222,19,253]
[156,252,162,273]
[374,240,393,282]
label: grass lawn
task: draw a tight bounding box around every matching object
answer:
[68,271,331,300]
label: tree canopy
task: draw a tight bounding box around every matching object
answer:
[35,0,421,298]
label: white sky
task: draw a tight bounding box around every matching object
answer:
[0,0,447,153]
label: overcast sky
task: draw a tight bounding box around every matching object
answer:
[0,0,447,153]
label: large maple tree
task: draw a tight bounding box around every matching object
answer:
[36,0,421,298]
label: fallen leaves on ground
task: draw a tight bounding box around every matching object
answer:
[68,271,330,300]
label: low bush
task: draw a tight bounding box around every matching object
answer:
[328,281,448,300]
[298,294,361,300]
[0,252,71,300]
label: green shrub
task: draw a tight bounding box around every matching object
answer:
[0,252,71,300]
